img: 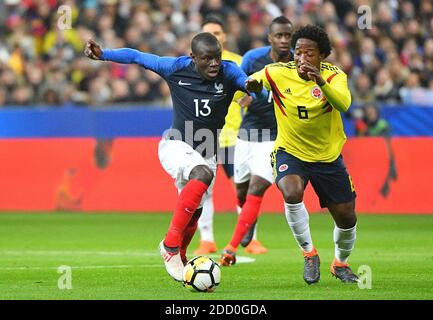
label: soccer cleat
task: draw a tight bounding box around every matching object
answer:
[240,220,257,247]
[193,240,217,255]
[244,240,268,254]
[158,240,184,282]
[219,245,237,266]
[330,258,359,283]
[303,247,320,285]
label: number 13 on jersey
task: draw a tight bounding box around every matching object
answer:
[194,99,211,117]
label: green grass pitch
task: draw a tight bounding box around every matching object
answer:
[0,213,432,300]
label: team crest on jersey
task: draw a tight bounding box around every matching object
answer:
[278,164,288,172]
[214,82,224,93]
[311,86,323,99]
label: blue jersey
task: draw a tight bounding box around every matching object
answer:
[102,48,252,157]
[240,46,293,142]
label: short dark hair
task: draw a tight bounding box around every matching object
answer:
[201,14,225,32]
[191,32,221,54]
[269,15,292,32]
[291,25,332,58]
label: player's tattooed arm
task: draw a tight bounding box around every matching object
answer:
[84,39,103,60]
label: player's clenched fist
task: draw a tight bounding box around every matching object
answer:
[245,79,263,94]
[84,39,102,60]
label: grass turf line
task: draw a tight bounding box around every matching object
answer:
[0,213,432,300]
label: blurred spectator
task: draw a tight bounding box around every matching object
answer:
[0,87,7,107]
[110,78,130,104]
[355,103,390,137]
[0,0,432,107]
[373,69,400,103]
[11,84,33,106]
[351,73,375,106]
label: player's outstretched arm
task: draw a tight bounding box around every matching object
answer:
[84,39,178,77]
[85,38,144,63]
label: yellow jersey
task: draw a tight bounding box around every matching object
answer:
[218,50,244,148]
[251,61,351,162]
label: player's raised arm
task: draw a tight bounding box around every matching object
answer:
[300,60,351,112]
[84,39,177,78]
[319,73,351,112]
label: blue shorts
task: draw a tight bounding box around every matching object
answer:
[271,149,356,208]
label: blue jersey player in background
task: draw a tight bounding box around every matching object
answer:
[84,33,263,282]
[220,16,294,266]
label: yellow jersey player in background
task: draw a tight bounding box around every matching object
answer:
[194,15,267,255]
[246,25,359,284]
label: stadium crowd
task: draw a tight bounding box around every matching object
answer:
[0,0,432,108]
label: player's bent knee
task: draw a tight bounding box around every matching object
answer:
[342,209,357,228]
[336,216,357,229]
[247,181,271,197]
[236,182,249,206]
[189,165,214,186]
[277,175,305,204]
[280,186,304,204]
[329,202,357,228]
[236,193,246,207]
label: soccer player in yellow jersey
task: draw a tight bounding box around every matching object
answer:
[194,15,267,255]
[219,16,294,267]
[246,25,359,284]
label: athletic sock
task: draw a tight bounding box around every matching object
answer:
[284,202,314,253]
[197,196,214,242]
[164,179,208,249]
[229,194,263,249]
[238,197,258,241]
[180,208,203,259]
[251,221,258,241]
[333,224,357,263]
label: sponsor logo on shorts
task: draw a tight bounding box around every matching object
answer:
[278,164,288,172]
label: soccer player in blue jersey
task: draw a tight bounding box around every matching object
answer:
[220,16,294,265]
[195,14,267,256]
[84,33,263,282]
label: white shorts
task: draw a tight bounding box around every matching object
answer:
[158,138,217,207]
[234,138,275,184]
